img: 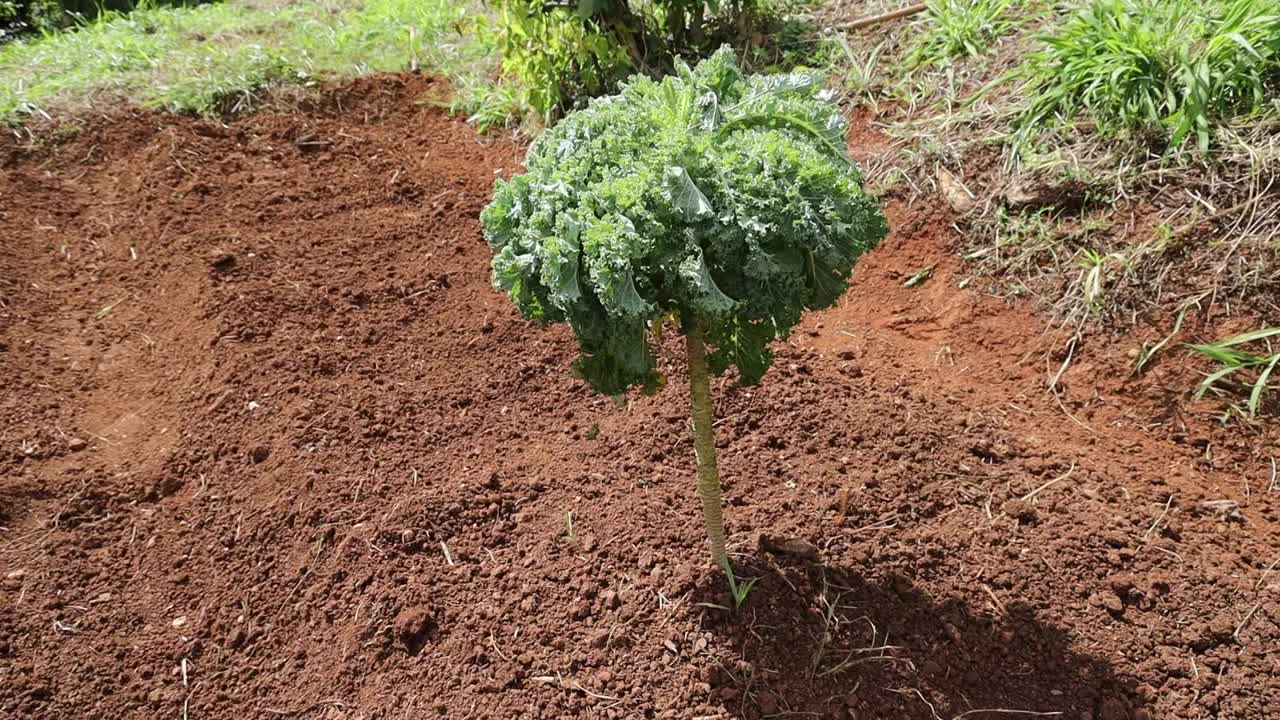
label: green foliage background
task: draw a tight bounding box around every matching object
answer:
[487,0,782,121]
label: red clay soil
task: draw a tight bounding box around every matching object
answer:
[2,75,1278,720]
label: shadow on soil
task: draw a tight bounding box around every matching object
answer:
[695,552,1144,720]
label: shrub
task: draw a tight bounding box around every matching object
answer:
[488,0,778,122]
[481,50,887,583]
[1017,0,1280,151]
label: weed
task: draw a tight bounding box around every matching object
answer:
[1074,248,1131,315]
[446,79,523,132]
[722,560,758,610]
[1187,327,1280,416]
[907,0,1018,67]
[1134,306,1188,375]
[831,33,886,102]
[1016,0,1280,151]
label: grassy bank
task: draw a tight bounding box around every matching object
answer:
[0,0,492,122]
[826,0,1279,330]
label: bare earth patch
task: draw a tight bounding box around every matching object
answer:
[1,74,1277,719]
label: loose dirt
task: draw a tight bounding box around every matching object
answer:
[2,75,1278,720]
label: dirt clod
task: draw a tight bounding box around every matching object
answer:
[393,607,434,656]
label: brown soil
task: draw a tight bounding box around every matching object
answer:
[2,74,1278,720]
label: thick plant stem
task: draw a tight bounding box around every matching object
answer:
[685,322,729,570]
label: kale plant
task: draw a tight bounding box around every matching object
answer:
[482,48,887,583]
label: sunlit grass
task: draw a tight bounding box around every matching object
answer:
[0,0,493,122]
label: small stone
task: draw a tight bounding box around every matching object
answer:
[937,167,975,214]
[171,616,188,629]
[67,438,87,451]
[587,629,610,649]
[209,250,236,271]
[758,534,819,561]
[249,446,270,464]
[226,627,247,650]
[601,590,620,609]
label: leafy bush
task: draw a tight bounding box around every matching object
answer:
[1017,0,1280,150]
[907,0,1018,66]
[482,50,886,579]
[488,0,777,121]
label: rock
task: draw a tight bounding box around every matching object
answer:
[937,167,975,214]
[393,607,435,655]
[249,445,270,464]
[226,627,247,650]
[1197,499,1243,522]
[208,250,236,272]
[757,534,819,561]
[587,628,611,649]
[67,438,87,451]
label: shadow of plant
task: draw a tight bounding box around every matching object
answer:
[693,551,1145,720]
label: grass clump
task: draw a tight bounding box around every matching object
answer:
[907,0,1019,66]
[1188,327,1280,417]
[0,0,492,123]
[1017,0,1280,151]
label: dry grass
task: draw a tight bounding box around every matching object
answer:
[810,0,1280,337]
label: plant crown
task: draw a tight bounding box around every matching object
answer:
[482,48,887,394]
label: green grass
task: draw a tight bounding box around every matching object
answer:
[907,0,1019,67]
[0,0,494,123]
[1016,0,1280,151]
[1188,327,1280,417]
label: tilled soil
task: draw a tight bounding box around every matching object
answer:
[1,75,1278,720]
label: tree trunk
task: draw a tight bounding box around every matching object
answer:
[684,322,729,569]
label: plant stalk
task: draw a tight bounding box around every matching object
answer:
[685,321,729,569]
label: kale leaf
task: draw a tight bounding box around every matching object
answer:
[482,48,888,395]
